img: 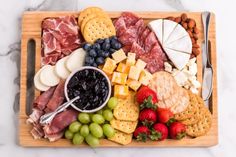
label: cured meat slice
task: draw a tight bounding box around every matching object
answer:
[45,132,64,142]
[30,123,45,139]
[114,16,127,37]
[138,27,151,47]
[144,31,158,52]
[130,42,146,58]
[121,12,140,27]
[26,109,44,124]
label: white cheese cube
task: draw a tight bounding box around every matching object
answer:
[112,49,127,63]
[187,57,197,66]
[189,63,197,76]
[171,68,179,76]
[135,59,147,70]
[139,70,153,86]
[174,71,188,87]
[128,66,141,81]
[191,79,201,89]
[164,62,172,73]
[190,87,199,94]
[126,53,136,66]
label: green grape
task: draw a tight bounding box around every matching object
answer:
[72,133,84,145]
[89,123,103,138]
[102,109,113,121]
[65,129,74,140]
[78,113,90,124]
[85,134,100,147]
[80,125,90,137]
[107,97,118,109]
[88,113,94,120]
[92,114,105,124]
[102,124,115,138]
[96,109,103,115]
[69,121,82,133]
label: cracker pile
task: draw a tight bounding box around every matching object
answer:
[79,7,116,43]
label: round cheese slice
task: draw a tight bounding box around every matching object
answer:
[163,19,178,44]
[66,48,86,72]
[40,65,60,87]
[34,66,50,91]
[55,56,70,79]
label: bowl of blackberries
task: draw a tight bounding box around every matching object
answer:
[64,66,111,113]
[83,36,122,67]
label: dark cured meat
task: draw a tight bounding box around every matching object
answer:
[34,87,56,110]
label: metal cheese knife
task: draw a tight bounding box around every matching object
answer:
[201,12,213,105]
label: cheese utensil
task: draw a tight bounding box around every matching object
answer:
[201,12,213,104]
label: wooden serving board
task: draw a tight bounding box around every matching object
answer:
[20,11,218,147]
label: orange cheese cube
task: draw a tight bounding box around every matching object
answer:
[139,70,153,86]
[102,58,117,75]
[114,85,129,99]
[111,72,127,85]
[116,62,130,74]
[127,79,141,91]
[128,66,141,81]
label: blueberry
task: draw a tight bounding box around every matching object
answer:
[92,62,98,67]
[102,42,110,51]
[96,57,105,65]
[88,49,97,57]
[95,38,104,44]
[85,56,94,64]
[110,36,118,41]
[83,43,91,51]
[104,38,110,44]
[84,62,91,66]
[98,50,106,57]
[103,51,110,57]
[109,48,116,53]
[93,43,101,50]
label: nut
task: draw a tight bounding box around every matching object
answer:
[193,27,199,34]
[174,17,181,23]
[193,43,200,48]
[181,13,188,22]
[166,16,175,21]
[191,37,196,44]
[188,19,196,28]
[181,22,188,29]
[187,30,193,38]
[192,48,200,56]
[193,33,198,40]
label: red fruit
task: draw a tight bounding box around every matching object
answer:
[150,123,168,141]
[136,86,158,104]
[157,108,174,124]
[169,122,186,140]
[139,108,157,126]
[133,126,150,142]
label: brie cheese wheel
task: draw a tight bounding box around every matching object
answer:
[34,66,50,91]
[66,48,86,72]
[55,56,70,79]
[148,19,163,43]
[163,20,178,43]
[164,48,190,70]
[40,65,60,87]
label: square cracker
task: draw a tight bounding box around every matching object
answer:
[108,130,132,145]
[110,119,138,134]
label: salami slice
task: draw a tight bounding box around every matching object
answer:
[114,16,127,37]
[130,42,146,58]
[121,12,140,27]
[138,27,151,47]
[144,31,158,52]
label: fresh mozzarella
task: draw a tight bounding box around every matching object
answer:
[163,19,178,44]
[55,56,70,79]
[164,48,190,70]
[34,66,50,91]
[164,35,192,54]
[66,48,86,72]
[40,65,60,87]
[148,19,163,44]
[164,23,188,45]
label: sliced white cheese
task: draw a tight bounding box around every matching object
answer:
[148,19,163,44]
[34,66,50,91]
[40,65,60,87]
[55,56,70,79]
[66,48,86,72]
[164,35,192,54]
[164,48,190,70]
[163,19,178,44]
[164,23,188,45]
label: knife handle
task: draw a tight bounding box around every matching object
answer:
[202,12,211,68]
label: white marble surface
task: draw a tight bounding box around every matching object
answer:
[0,0,236,156]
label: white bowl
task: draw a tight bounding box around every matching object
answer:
[64,66,111,113]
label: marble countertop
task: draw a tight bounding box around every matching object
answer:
[0,0,236,156]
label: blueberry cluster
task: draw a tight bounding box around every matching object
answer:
[83,36,122,67]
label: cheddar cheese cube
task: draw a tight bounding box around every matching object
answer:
[128,66,141,81]
[139,70,153,86]
[116,62,130,74]
[112,49,127,63]
[126,53,136,66]
[114,85,129,99]
[102,58,117,75]
[127,79,141,91]
[111,72,127,85]
[135,59,147,70]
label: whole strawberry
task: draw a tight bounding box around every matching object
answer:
[150,123,168,141]
[133,126,150,142]
[136,86,158,104]
[169,122,186,140]
[157,108,174,124]
[139,108,157,126]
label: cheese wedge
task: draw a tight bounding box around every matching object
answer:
[40,65,60,87]
[148,19,163,43]
[34,66,50,91]
[55,56,70,79]
[66,48,86,72]
[163,19,178,44]
[164,48,190,70]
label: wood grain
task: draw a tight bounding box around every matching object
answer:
[20,11,218,147]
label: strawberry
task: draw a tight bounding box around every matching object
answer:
[150,123,168,141]
[139,108,157,126]
[169,122,186,140]
[157,108,174,124]
[133,126,150,142]
[136,86,158,104]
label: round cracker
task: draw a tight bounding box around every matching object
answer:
[78,7,103,26]
[83,17,116,43]
[186,107,212,137]
[170,88,189,114]
[149,71,178,101]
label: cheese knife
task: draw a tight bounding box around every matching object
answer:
[201,12,213,105]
